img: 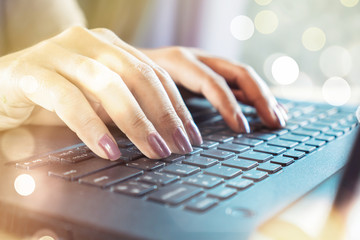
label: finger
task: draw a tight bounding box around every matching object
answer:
[47,53,173,159]
[61,28,193,153]
[198,56,287,128]
[147,48,250,133]
[92,28,203,145]
[17,70,121,160]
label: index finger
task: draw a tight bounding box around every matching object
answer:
[198,56,287,128]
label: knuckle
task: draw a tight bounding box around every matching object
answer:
[158,108,179,126]
[80,115,101,132]
[129,112,150,131]
[63,25,88,36]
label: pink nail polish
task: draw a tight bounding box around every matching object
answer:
[98,134,121,161]
[185,121,203,146]
[236,112,250,133]
[173,127,193,154]
[147,132,171,158]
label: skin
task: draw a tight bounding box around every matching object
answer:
[0,26,287,160]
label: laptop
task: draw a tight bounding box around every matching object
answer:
[0,97,358,240]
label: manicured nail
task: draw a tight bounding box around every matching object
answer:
[98,134,121,161]
[274,106,286,127]
[236,112,250,133]
[185,121,203,146]
[277,104,289,121]
[147,132,171,158]
[173,127,193,154]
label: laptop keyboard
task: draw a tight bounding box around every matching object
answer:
[14,100,359,213]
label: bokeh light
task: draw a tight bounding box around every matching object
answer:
[340,0,359,7]
[230,15,254,41]
[320,45,352,78]
[271,56,300,85]
[254,10,279,34]
[302,27,326,51]
[254,0,272,6]
[14,174,36,197]
[322,77,351,106]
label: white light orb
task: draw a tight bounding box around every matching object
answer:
[254,10,279,34]
[230,15,254,41]
[320,46,352,77]
[322,77,351,106]
[340,0,359,7]
[14,174,36,196]
[302,27,326,51]
[254,0,272,6]
[271,56,300,85]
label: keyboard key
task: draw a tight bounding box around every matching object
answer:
[268,139,299,148]
[115,137,134,148]
[61,152,95,163]
[48,148,86,162]
[292,129,320,137]
[16,158,50,170]
[303,124,330,132]
[204,134,234,143]
[217,143,250,154]
[79,166,143,188]
[200,149,235,161]
[203,165,242,179]
[280,134,310,143]
[315,134,335,142]
[118,147,144,161]
[185,147,203,156]
[138,172,179,186]
[148,184,202,205]
[217,130,243,138]
[182,156,219,168]
[183,174,223,189]
[113,181,156,197]
[242,170,269,182]
[295,144,316,153]
[283,150,306,159]
[324,130,344,137]
[207,186,237,200]
[261,128,288,136]
[246,133,276,141]
[238,151,273,163]
[48,158,119,181]
[126,158,165,171]
[305,139,326,147]
[226,178,254,190]
[257,162,282,174]
[196,140,219,149]
[185,196,218,212]
[222,158,258,170]
[162,163,200,176]
[160,154,185,163]
[270,156,295,166]
[233,137,263,147]
[284,123,299,130]
[253,145,286,155]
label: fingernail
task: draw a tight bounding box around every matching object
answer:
[236,112,250,133]
[185,121,203,146]
[173,127,193,154]
[274,106,286,127]
[278,104,289,121]
[98,134,121,161]
[147,132,171,158]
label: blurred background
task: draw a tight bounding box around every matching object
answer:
[80,0,360,106]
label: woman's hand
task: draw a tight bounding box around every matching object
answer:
[0,26,202,160]
[142,47,288,132]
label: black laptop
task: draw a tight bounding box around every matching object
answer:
[0,97,358,240]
